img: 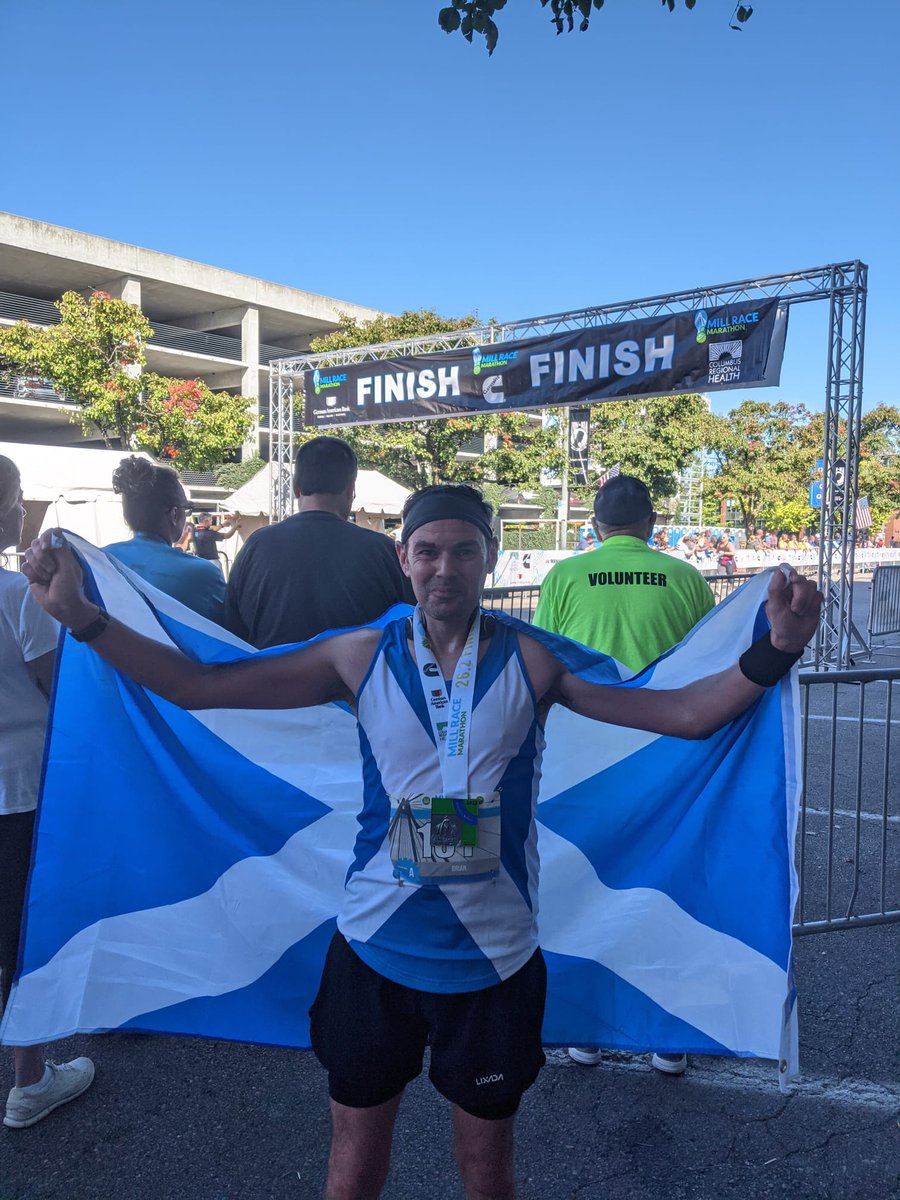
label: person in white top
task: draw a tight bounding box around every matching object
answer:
[0,456,95,1129]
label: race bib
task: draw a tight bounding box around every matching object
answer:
[389,792,501,884]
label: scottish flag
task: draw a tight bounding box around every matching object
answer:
[1,537,800,1082]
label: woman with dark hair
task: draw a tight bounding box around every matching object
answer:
[0,455,95,1128]
[105,456,226,623]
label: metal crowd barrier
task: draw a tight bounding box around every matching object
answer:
[483,584,542,622]
[482,585,899,936]
[484,574,749,621]
[795,667,900,933]
[868,564,900,641]
[705,572,753,603]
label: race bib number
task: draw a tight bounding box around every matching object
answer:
[388,793,501,884]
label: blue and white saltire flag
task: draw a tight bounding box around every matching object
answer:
[1,536,801,1084]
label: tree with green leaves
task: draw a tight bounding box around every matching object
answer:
[136,376,254,472]
[0,289,254,472]
[706,400,816,532]
[857,404,900,531]
[759,496,816,536]
[310,309,478,353]
[215,454,266,492]
[801,405,900,534]
[438,0,753,55]
[306,310,563,490]
[578,392,713,506]
[707,401,900,535]
[0,289,151,447]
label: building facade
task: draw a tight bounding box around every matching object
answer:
[0,212,383,464]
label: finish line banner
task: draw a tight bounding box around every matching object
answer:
[305,300,787,428]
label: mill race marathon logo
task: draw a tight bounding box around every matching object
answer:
[694,307,762,344]
[694,307,764,386]
[472,346,518,375]
[312,368,348,397]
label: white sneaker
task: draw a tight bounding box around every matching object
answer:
[567,1046,603,1066]
[4,1058,95,1128]
[651,1052,688,1075]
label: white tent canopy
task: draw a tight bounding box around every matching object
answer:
[0,441,153,547]
[228,464,410,519]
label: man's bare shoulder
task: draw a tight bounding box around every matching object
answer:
[333,625,384,649]
[512,625,567,698]
[325,625,389,693]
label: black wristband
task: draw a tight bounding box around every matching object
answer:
[738,632,802,687]
[70,607,111,644]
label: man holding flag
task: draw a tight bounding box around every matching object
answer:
[21,484,820,1200]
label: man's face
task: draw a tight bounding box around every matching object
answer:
[397,519,498,623]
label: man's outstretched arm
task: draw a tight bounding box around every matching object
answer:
[523,569,821,740]
[23,531,359,712]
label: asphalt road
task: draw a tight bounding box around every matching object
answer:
[2,919,898,1200]
[2,586,898,1199]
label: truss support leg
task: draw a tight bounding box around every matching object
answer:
[814,263,867,668]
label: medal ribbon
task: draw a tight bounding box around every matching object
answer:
[412,605,480,799]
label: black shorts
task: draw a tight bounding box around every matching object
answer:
[0,810,36,1012]
[309,933,546,1120]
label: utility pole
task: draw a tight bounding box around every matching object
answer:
[557,408,570,550]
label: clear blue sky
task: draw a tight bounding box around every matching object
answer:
[2,0,897,417]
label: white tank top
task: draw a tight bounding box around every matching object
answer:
[340,614,545,993]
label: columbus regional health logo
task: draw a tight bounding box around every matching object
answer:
[472,345,518,406]
[708,340,743,385]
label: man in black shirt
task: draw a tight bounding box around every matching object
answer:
[224,438,414,648]
[193,513,241,566]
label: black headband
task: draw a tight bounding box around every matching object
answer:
[401,492,494,544]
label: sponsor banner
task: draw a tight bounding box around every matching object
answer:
[810,459,824,509]
[492,547,900,586]
[569,407,591,486]
[305,300,787,428]
[492,550,574,587]
[539,411,561,486]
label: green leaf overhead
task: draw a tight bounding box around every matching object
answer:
[438,0,752,51]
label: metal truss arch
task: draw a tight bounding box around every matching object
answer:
[269,261,868,667]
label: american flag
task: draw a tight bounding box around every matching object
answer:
[855,495,872,531]
[596,463,621,489]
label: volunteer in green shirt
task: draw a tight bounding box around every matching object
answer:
[533,474,715,1076]
[534,476,714,675]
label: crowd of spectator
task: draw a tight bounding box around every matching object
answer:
[666,528,823,565]
[662,528,744,574]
